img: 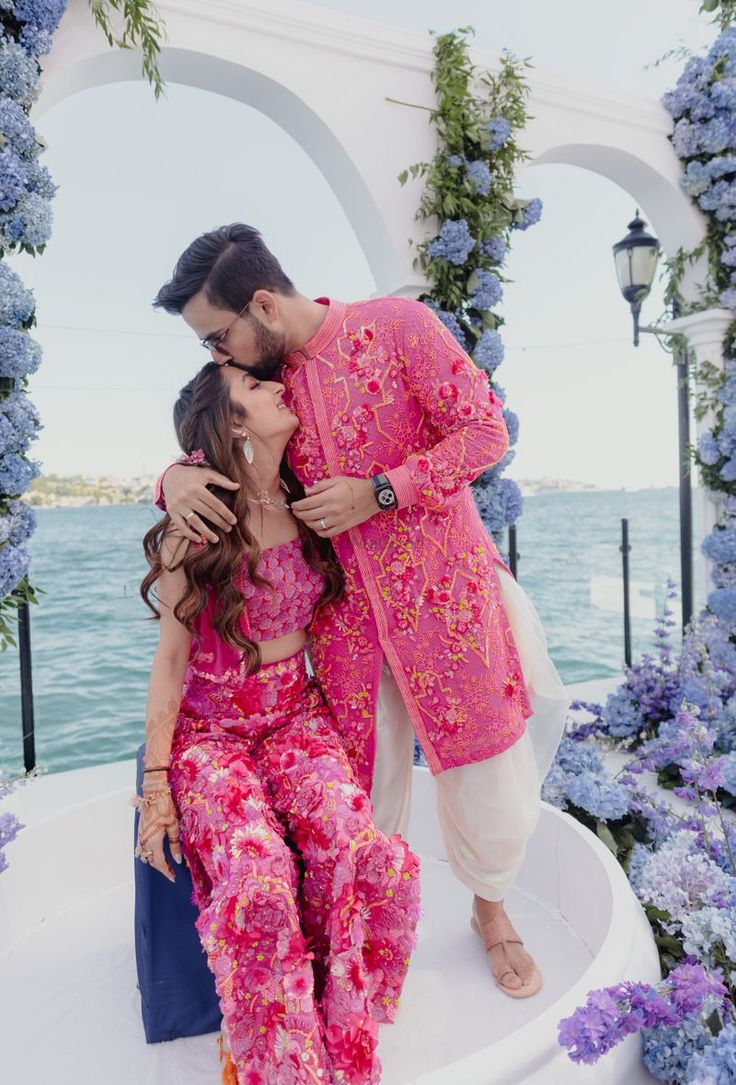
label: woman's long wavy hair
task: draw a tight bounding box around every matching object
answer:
[140,362,344,674]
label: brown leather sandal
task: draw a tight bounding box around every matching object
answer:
[470,902,543,999]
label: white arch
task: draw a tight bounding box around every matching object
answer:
[40,0,721,600]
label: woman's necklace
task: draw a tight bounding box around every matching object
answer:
[246,479,290,512]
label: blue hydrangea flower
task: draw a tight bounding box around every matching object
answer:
[707,585,736,623]
[13,0,66,36]
[0,146,26,211]
[672,117,704,158]
[466,159,492,196]
[642,1013,716,1084]
[0,499,36,546]
[427,218,476,265]
[0,388,42,452]
[702,525,736,565]
[25,160,56,200]
[0,263,35,325]
[0,540,30,596]
[565,772,631,820]
[719,751,736,794]
[0,327,41,379]
[502,406,519,445]
[0,38,41,109]
[513,197,543,231]
[698,430,722,465]
[681,161,712,197]
[447,154,463,168]
[0,451,40,495]
[602,685,642,738]
[0,97,37,157]
[434,307,467,348]
[486,116,511,152]
[1,191,53,247]
[469,268,503,311]
[480,236,507,263]
[473,476,523,534]
[473,328,504,372]
[685,1022,736,1084]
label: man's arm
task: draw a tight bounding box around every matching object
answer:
[383,298,509,512]
[153,462,240,543]
[291,298,509,537]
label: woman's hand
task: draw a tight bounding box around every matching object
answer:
[291,477,378,538]
[163,464,240,544]
[132,779,183,882]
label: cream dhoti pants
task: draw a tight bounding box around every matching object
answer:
[370,564,572,902]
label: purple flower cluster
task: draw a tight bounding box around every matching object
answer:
[558,959,728,1066]
[0,809,25,875]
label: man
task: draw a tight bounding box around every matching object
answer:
[152,223,550,997]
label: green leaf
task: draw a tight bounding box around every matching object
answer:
[595,820,619,857]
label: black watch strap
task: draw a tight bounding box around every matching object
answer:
[371,473,398,510]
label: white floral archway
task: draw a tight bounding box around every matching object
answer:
[41,0,723,597]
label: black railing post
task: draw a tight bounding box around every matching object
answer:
[620,518,632,668]
[14,593,36,773]
[508,523,518,579]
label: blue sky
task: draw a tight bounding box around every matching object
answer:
[9,0,718,489]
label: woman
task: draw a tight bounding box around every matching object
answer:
[133,360,421,1085]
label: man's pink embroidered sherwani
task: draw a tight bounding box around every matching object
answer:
[281,296,533,792]
[156,295,534,795]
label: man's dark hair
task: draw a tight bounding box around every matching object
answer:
[153,223,296,314]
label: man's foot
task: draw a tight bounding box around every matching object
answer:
[471,896,542,998]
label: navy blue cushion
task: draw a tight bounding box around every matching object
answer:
[133,743,221,1043]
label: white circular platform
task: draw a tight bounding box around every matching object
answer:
[0,755,660,1084]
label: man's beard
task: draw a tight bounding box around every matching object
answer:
[242,316,287,379]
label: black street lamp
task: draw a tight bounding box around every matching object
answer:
[612,209,693,631]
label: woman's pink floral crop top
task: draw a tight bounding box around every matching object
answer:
[236,535,326,641]
[187,536,326,678]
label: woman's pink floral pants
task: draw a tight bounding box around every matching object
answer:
[167,651,421,1085]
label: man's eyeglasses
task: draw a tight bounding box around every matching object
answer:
[200,299,251,355]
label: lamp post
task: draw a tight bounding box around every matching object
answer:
[612,210,693,630]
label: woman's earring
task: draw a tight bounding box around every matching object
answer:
[243,433,255,465]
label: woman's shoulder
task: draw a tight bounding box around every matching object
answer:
[160,527,193,572]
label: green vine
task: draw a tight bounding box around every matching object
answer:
[87,0,166,99]
[394,29,536,348]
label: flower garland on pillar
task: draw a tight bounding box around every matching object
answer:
[395,28,542,556]
[0,0,164,871]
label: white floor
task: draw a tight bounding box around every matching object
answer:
[0,850,594,1085]
[1,674,663,1085]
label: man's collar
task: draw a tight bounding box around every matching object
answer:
[283,297,346,367]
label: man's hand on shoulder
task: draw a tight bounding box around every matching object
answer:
[162,463,240,544]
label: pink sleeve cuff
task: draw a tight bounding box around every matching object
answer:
[153,462,178,511]
[384,464,418,511]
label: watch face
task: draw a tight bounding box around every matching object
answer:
[378,487,396,507]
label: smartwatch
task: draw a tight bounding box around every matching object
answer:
[371,473,398,510]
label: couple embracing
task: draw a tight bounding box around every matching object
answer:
[133,223,570,1084]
